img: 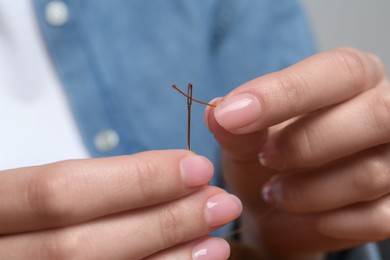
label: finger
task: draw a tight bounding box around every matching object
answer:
[0,150,214,234]
[0,187,241,259]
[262,144,390,213]
[205,100,273,212]
[145,236,230,260]
[204,98,266,162]
[305,194,390,241]
[260,79,390,169]
[214,48,385,134]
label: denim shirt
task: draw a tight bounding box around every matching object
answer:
[32,0,380,258]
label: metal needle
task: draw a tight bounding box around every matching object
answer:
[187,83,193,150]
[171,83,215,150]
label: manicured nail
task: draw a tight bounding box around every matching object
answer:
[262,182,273,204]
[258,152,267,167]
[259,141,286,170]
[262,177,283,206]
[205,194,242,227]
[214,93,261,130]
[192,237,230,260]
[180,155,214,187]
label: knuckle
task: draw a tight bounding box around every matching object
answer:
[353,157,390,198]
[132,158,160,201]
[368,203,390,240]
[282,124,323,167]
[333,48,369,91]
[370,224,389,241]
[366,93,390,135]
[157,205,185,246]
[279,182,306,213]
[310,214,334,237]
[26,162,72,224]
[275,72,309,114]
[41,231,84,260]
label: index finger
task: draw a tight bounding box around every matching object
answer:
[214,48,384,134]
[0,150,213,234]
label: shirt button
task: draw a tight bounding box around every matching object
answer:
[94,129,120,152]
[45,1,69,26]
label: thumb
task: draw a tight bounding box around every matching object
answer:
[204,98,267,162]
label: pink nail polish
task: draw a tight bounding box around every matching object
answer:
[205,194,242,227]
[214,93,261,130]
[258,152,267,166]
[262,182,273,204]
[259,141,286,170]
[192,237,230,260]
[262,177,283,206]
[180,155,214,187]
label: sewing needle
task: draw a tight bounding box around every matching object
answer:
[171,83,216,151]
[187,83,192,150]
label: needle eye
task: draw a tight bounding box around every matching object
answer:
[171,83,215,150]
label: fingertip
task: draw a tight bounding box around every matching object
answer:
[192,237,230,260]
[262,176,283,207]
[214,93,262,134]
[204,97,223,132]
[205,194,243,227]
[258,140,287,170]
[180,155,214,187]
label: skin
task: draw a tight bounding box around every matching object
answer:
[2,47,387,259]
[0,150,242,259]
[205,48,390,259]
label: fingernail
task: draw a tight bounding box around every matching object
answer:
[205,194,242,227]
[262,182,273,204]
[180,155,214,187]
[214,93,261,130]
[258,152,267,166]
[192,237,230,260]
[259,141,286,170]
[262,177,283,206]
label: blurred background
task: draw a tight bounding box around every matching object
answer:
[301,0,390,75]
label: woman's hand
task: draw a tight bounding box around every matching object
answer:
[0,150,242,259]
[205,48,390,259]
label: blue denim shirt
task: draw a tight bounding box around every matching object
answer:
[32,0,381,258]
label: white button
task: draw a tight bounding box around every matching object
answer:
[94,129,120,152]
[45,1,69,26]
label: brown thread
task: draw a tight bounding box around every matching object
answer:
[172,84,216,107]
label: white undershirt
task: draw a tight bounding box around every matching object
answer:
[0,0,88,170]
